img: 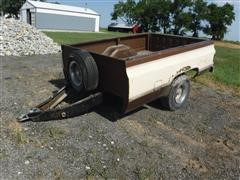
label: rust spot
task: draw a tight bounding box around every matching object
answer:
[176,66,191,75]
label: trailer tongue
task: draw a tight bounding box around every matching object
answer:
[18,87,103,122]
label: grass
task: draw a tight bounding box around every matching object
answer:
[210,47,239,86]
[7,121,28,145]
[43,30,126,45]
[46,126,68,139]
[0,149,8,160]
[133,165,157,180]
[44,31,240,95]
[195,46,240,95]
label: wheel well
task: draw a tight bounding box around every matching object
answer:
[161,68,198,98]
[176,68,199,79]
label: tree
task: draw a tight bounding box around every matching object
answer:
[134,0,159,32]
[155,0,172,33]
[188,0,208,37]
[203,3,235,40]
[111,0,235,39]
[111,0,172,33]
[0,0,47,18]
[111,0,137,24]
[0,0,25,18]
[170,0,192,35]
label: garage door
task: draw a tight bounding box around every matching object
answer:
[36,13,96,31]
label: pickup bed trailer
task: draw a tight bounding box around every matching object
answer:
[18,33,215,122]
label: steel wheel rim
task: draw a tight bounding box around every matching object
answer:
[175,84,187,104]
[69,61,82,87]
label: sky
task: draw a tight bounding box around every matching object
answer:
[49,0,239,41]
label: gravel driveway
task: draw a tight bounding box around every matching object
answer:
[1,54,239,179]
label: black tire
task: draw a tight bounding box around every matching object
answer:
[65,50,99,92]
[161,75,190,111]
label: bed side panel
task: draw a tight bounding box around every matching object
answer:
[69,34,149,54]
[90,53,129,111]
[149,33,202,51]
[126,41,213,67]
[125,44,215,112]
[119,35,148,51]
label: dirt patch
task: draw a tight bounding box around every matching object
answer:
[1,54,240,179]
[195,76,240,97]
[186,158,207,173]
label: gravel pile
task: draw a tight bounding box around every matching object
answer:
[0,18,61,56]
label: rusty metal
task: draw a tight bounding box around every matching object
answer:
[36,86,67,111]
[18,87,103,122]
[102,44,137,59]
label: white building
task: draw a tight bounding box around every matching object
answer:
[20,0,100,32]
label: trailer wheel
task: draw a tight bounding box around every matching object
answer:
[161,75,190,111]
[66,50,99,92]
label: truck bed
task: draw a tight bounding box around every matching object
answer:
[62,33,212,63]
[62,33,214,113]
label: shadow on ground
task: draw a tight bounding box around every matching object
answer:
[49,78,148,122]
